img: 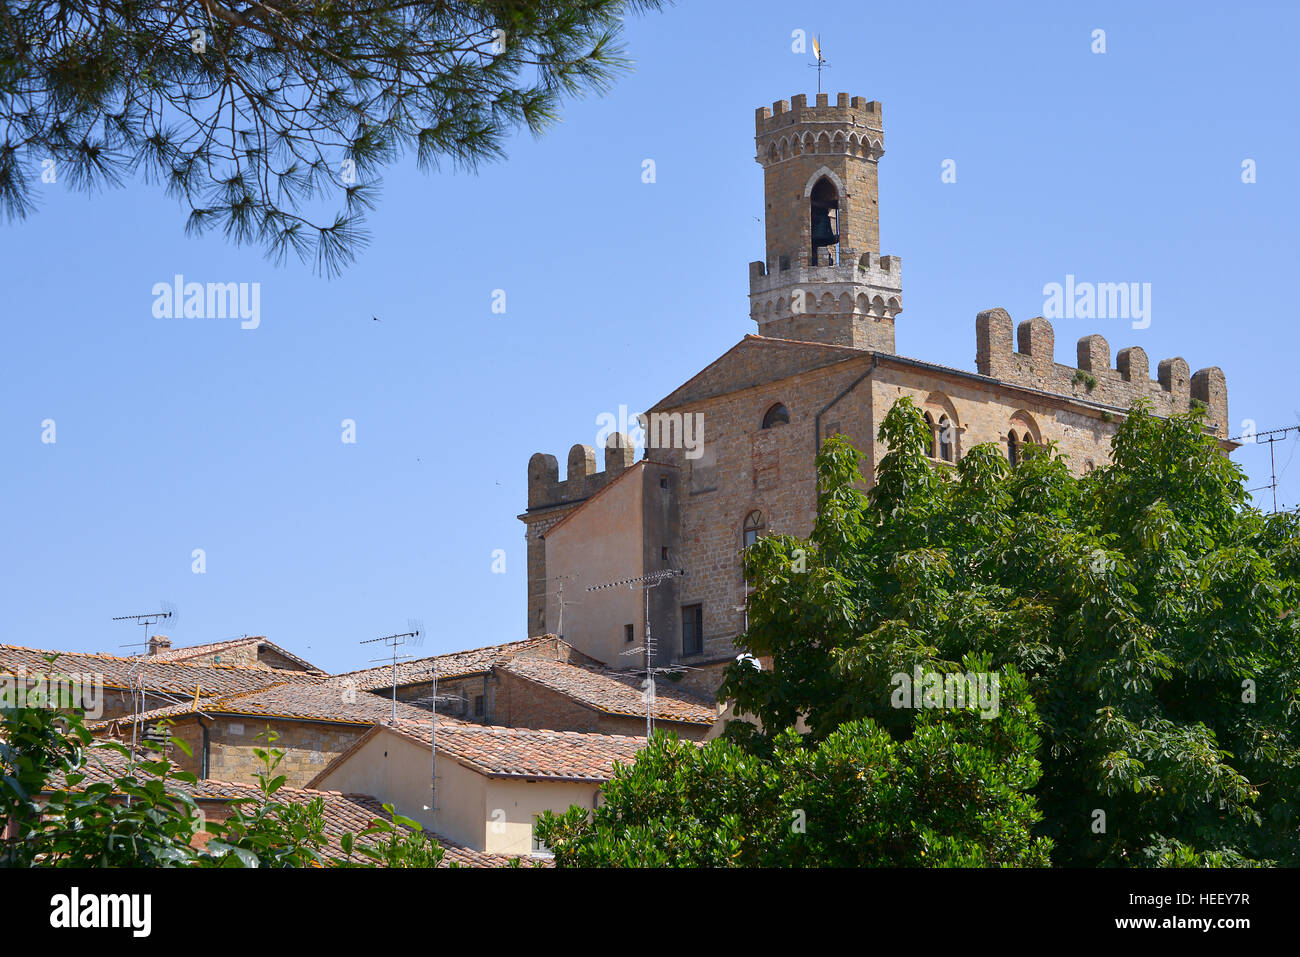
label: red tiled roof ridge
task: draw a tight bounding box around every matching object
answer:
[427,722,649,746]
[0,641,321,678]
[326,634,561,687]
[496,656,715,725]
[151,636,327,674]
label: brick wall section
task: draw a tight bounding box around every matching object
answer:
[206,718,365,787]
[258,648,312,672]
[492,669,709,741]
[113,716,370,788]
[495,669,603,734]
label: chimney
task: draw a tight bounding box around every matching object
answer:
[148,634,172,656]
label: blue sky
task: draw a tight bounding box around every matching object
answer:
[2,0,1297,672]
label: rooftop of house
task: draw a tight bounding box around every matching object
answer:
[46,748,523,867]
[498,655,718,727]
[326,635,564,690]
[312,718,652,785]
[146,636,326,675]
[86,678,457,733]
[0,642,322,698]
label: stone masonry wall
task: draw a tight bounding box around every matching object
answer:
[976,308,1229,437]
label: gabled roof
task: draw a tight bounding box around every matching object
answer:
[0,642,320,698]
[148,636,326,675]
[311,719,649,785]
[326,636,558,691]
[87,680,450,731]
[47,748,521,867]
[650,334,866,411]
[498,656,717,727]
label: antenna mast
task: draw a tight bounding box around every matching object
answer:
[112,609,175,776]
[1229,424,1300,513]
[587,568,685,736]
[360,622,422,723]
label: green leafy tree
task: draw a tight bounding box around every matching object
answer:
[0,0,667,273]
[537,658,1052,868]
[1,674,204,866]
[720,397,1300,866]
[1,684,448,867]
[340,804,446,868]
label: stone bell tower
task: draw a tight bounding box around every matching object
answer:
[749,93,903,352]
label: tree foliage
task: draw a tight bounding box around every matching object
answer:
[0,0,666,273]
[1,684,447,867]
[717,397,1300,866]
[537,656,1052,867]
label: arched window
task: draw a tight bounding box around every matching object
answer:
[762,403,790,429]
[923,412,937,458]
[809,177,840,266]
[742,510,765,549]
[1007,431,1020,466]
[938,415,955,462]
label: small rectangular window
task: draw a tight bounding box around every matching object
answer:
[682,604,703,656]
[473,695,485,718]
[624,623,635,643]
[659,475,669,489]
[661,546,669,562]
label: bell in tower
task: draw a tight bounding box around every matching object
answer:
[809,177,840,265]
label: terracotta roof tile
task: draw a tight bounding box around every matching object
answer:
[148,637,325,674]
[327,636,557,690]
[0,642,320,698]
[87,681,459,732]
[499,656,716,726]
[388,719,648,782]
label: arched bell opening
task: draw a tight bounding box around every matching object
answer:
[809,176,840,266]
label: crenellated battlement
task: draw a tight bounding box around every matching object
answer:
[755,93,884,168]
[756,93,883,136]
[527,432,636,510]
[748,251,902,352]
[975,308,1229,435]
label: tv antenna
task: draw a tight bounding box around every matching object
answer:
[545,575,582,640]
[112,604,176,655]
[809,35,830,94]
[411,662,467,820]
[111,602,182,787]
[1229,423,1300,513]
[588,567,685,736]
[360,619,424,722]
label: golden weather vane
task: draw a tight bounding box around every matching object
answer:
[810,35,829,93]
